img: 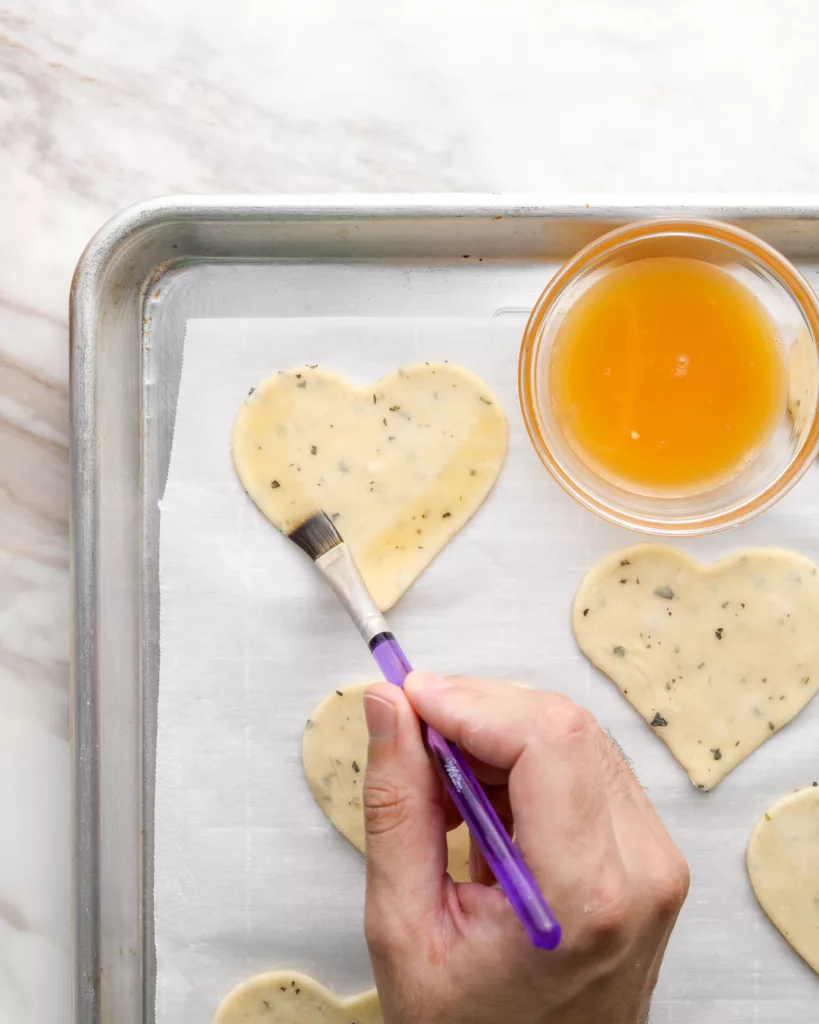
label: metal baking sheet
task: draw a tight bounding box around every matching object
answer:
[70,196,819,1024]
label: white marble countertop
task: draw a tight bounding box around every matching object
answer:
[3,1,819,1020]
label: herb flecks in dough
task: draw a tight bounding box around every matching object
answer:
[786,327,819,442]
[232,363,508,611]
[748,786,819,975]
[213,970,383,1024]
[302,681,471,883]
[573,544,819,792]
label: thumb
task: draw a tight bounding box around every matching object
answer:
[363,683,447,919]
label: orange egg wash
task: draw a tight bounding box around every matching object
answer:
[549,257,787,492]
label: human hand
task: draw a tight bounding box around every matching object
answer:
[362,673,689,1024]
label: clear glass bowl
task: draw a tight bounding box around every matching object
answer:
[518,218,819,535]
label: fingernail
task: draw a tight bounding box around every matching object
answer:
[407,671,453,692]
[364,693,397,741]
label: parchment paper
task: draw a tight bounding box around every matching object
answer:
[156,317,819,1023]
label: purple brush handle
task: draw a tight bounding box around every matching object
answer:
[371,633,561,951]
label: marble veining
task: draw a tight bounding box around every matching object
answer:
[2,1,819,1020]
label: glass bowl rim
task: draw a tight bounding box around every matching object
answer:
[518,217,819,536]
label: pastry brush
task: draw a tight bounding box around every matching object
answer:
[288,508,562,951]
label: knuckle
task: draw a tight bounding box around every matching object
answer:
[459,710,487,749]
[362,776,415,837]
[364,898,414,961]
[363,903,393,956]
[451,691,492,745]
[537,693,590,740]
[580,876,631,951]
[649,853,691,916]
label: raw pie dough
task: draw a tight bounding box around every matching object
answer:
[573,544,819,791]
[302,682,471,881]
[787,327,819,440]
[213,970,381,1024]
[232,364,508,610]
[747,785,819,974]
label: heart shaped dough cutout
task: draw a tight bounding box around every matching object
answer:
[573,544,819,791]
[747,785,819,974]
[213,970,381,1024]
[302,682,471,881]
[232,363,508,610]
[788,327,819,441]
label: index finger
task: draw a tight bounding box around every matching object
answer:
[404,673,551,769]
[404,672,627,922]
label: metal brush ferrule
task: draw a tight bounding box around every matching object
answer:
[315,543,389,643]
